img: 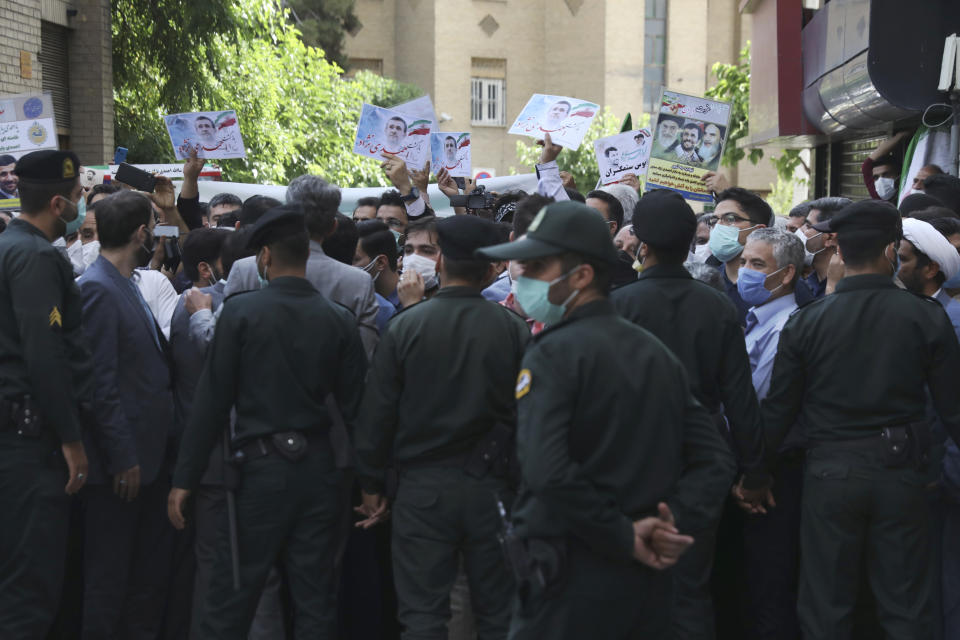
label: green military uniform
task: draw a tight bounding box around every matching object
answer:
[477,202,736,640]
[0,151,89,637]
[356,215,530,639]
[762,201,960,639]
[611,189,765,639]
[172,206,367,638]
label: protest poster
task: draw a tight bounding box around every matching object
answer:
[164,110,246,160]
[646,89,730,202]
[593,129,653,186]
[0,92,58,157]
[81,163,223,187]
[431,132,471,177]
[391,95,439,140]
[353,103,431,170]
[508,94,599,151]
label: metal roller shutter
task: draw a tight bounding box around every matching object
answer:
[39,21,71,131]
[836,135,886,201]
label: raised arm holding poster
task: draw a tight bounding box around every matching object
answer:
[594,129,653,186]
[508,94,599,150]
[646,89,731,202]
[165,110,246,160]
[431,132,471,177]
[353,103,431,170]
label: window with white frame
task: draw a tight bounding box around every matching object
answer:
[471,77,506,126]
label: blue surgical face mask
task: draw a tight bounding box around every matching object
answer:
[708,223,748,264]
[63,194,86,237]
[737,266,785,307]
[514,267,581,325]
[256,249,269,288]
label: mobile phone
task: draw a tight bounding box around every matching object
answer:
[453,177,466,190]
[113,147,128,165]
[154,225,180,238]
[115,163,156,193]
[162,237,181,273]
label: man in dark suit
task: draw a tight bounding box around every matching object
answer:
[78,190,177,640]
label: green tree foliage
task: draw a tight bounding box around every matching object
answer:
[513,109,648,191]
[706,42,807,182]
[282,0,359,68]
[112,0,422,187]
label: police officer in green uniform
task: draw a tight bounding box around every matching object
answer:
[0,150,90,637]
[761,200,960,639]
[611,189,766,639]
[476,201,737,639]
[355,214,530,639]
[169,204,367,638]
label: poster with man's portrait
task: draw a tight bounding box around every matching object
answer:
[164,110,246,160]
[508,94,600,151]
[430,133,471,178]
[593,129,653,186]
[353,103,431,170]
[646,89,731,202]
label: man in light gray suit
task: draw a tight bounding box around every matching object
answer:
[223,175,379,359]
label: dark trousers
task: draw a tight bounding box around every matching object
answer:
[941,490,960,640]
[0,433,70,639]
[391,467,512,640]
[507,538,672,640]
[81,480,176,640]
[799,446,934,640]
[742,453,803,640]
[198,447,342,639]
[191,486,287,640]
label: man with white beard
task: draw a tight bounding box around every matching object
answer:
[699,123,724,170]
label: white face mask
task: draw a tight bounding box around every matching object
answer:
[66,237,84,269]
[874,176,896,200]
[402,253,439,290]
[794,228,822,267]
[692,242,712,263]
[82,240,100,268]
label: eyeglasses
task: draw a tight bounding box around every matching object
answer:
[717,213,751,225]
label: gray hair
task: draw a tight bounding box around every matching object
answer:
[286,174,341,238]
[600,184,639,223]
[684,261,724,291]
[745,228,804,278]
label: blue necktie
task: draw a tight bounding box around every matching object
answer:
[744,310,758,335]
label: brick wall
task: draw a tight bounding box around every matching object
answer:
[1,0,113,164]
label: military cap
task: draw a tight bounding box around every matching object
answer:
[246,204,306,249]
[14,150,81,183]
[812,199,901,238]
[436,215,502,260]
[632,189,697,250]
[475,200,618,264]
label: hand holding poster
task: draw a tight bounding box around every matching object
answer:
[594,129,653,186]
[165,110,246,160]
[353,104,432,170]
[646,89,731,202]
[508,94,599,151]
[431,133,471,177]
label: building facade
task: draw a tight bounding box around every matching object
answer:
[2,0,113,165]
[345,0,774,192]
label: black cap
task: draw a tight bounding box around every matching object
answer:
[811,200,901,238]
[475,200,618,264]
[246,204,306,249]
[436,215,502,260]
[632,189,696,250]
[15,150,81,183]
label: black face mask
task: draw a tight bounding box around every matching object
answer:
[611,250,640,288]
[136,230,155,268]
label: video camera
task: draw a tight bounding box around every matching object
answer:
[448,184,496,211]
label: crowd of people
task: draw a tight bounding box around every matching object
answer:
[2,128,960,640]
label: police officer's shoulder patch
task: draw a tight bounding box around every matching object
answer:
[49,306,62,328]
[516,368,532,399]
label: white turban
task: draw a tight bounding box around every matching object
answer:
[600,184,639,223]
[902,217,960,281]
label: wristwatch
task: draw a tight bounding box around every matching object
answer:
[400,187,420,203]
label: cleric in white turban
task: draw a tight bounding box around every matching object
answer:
[900,217,960,302]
